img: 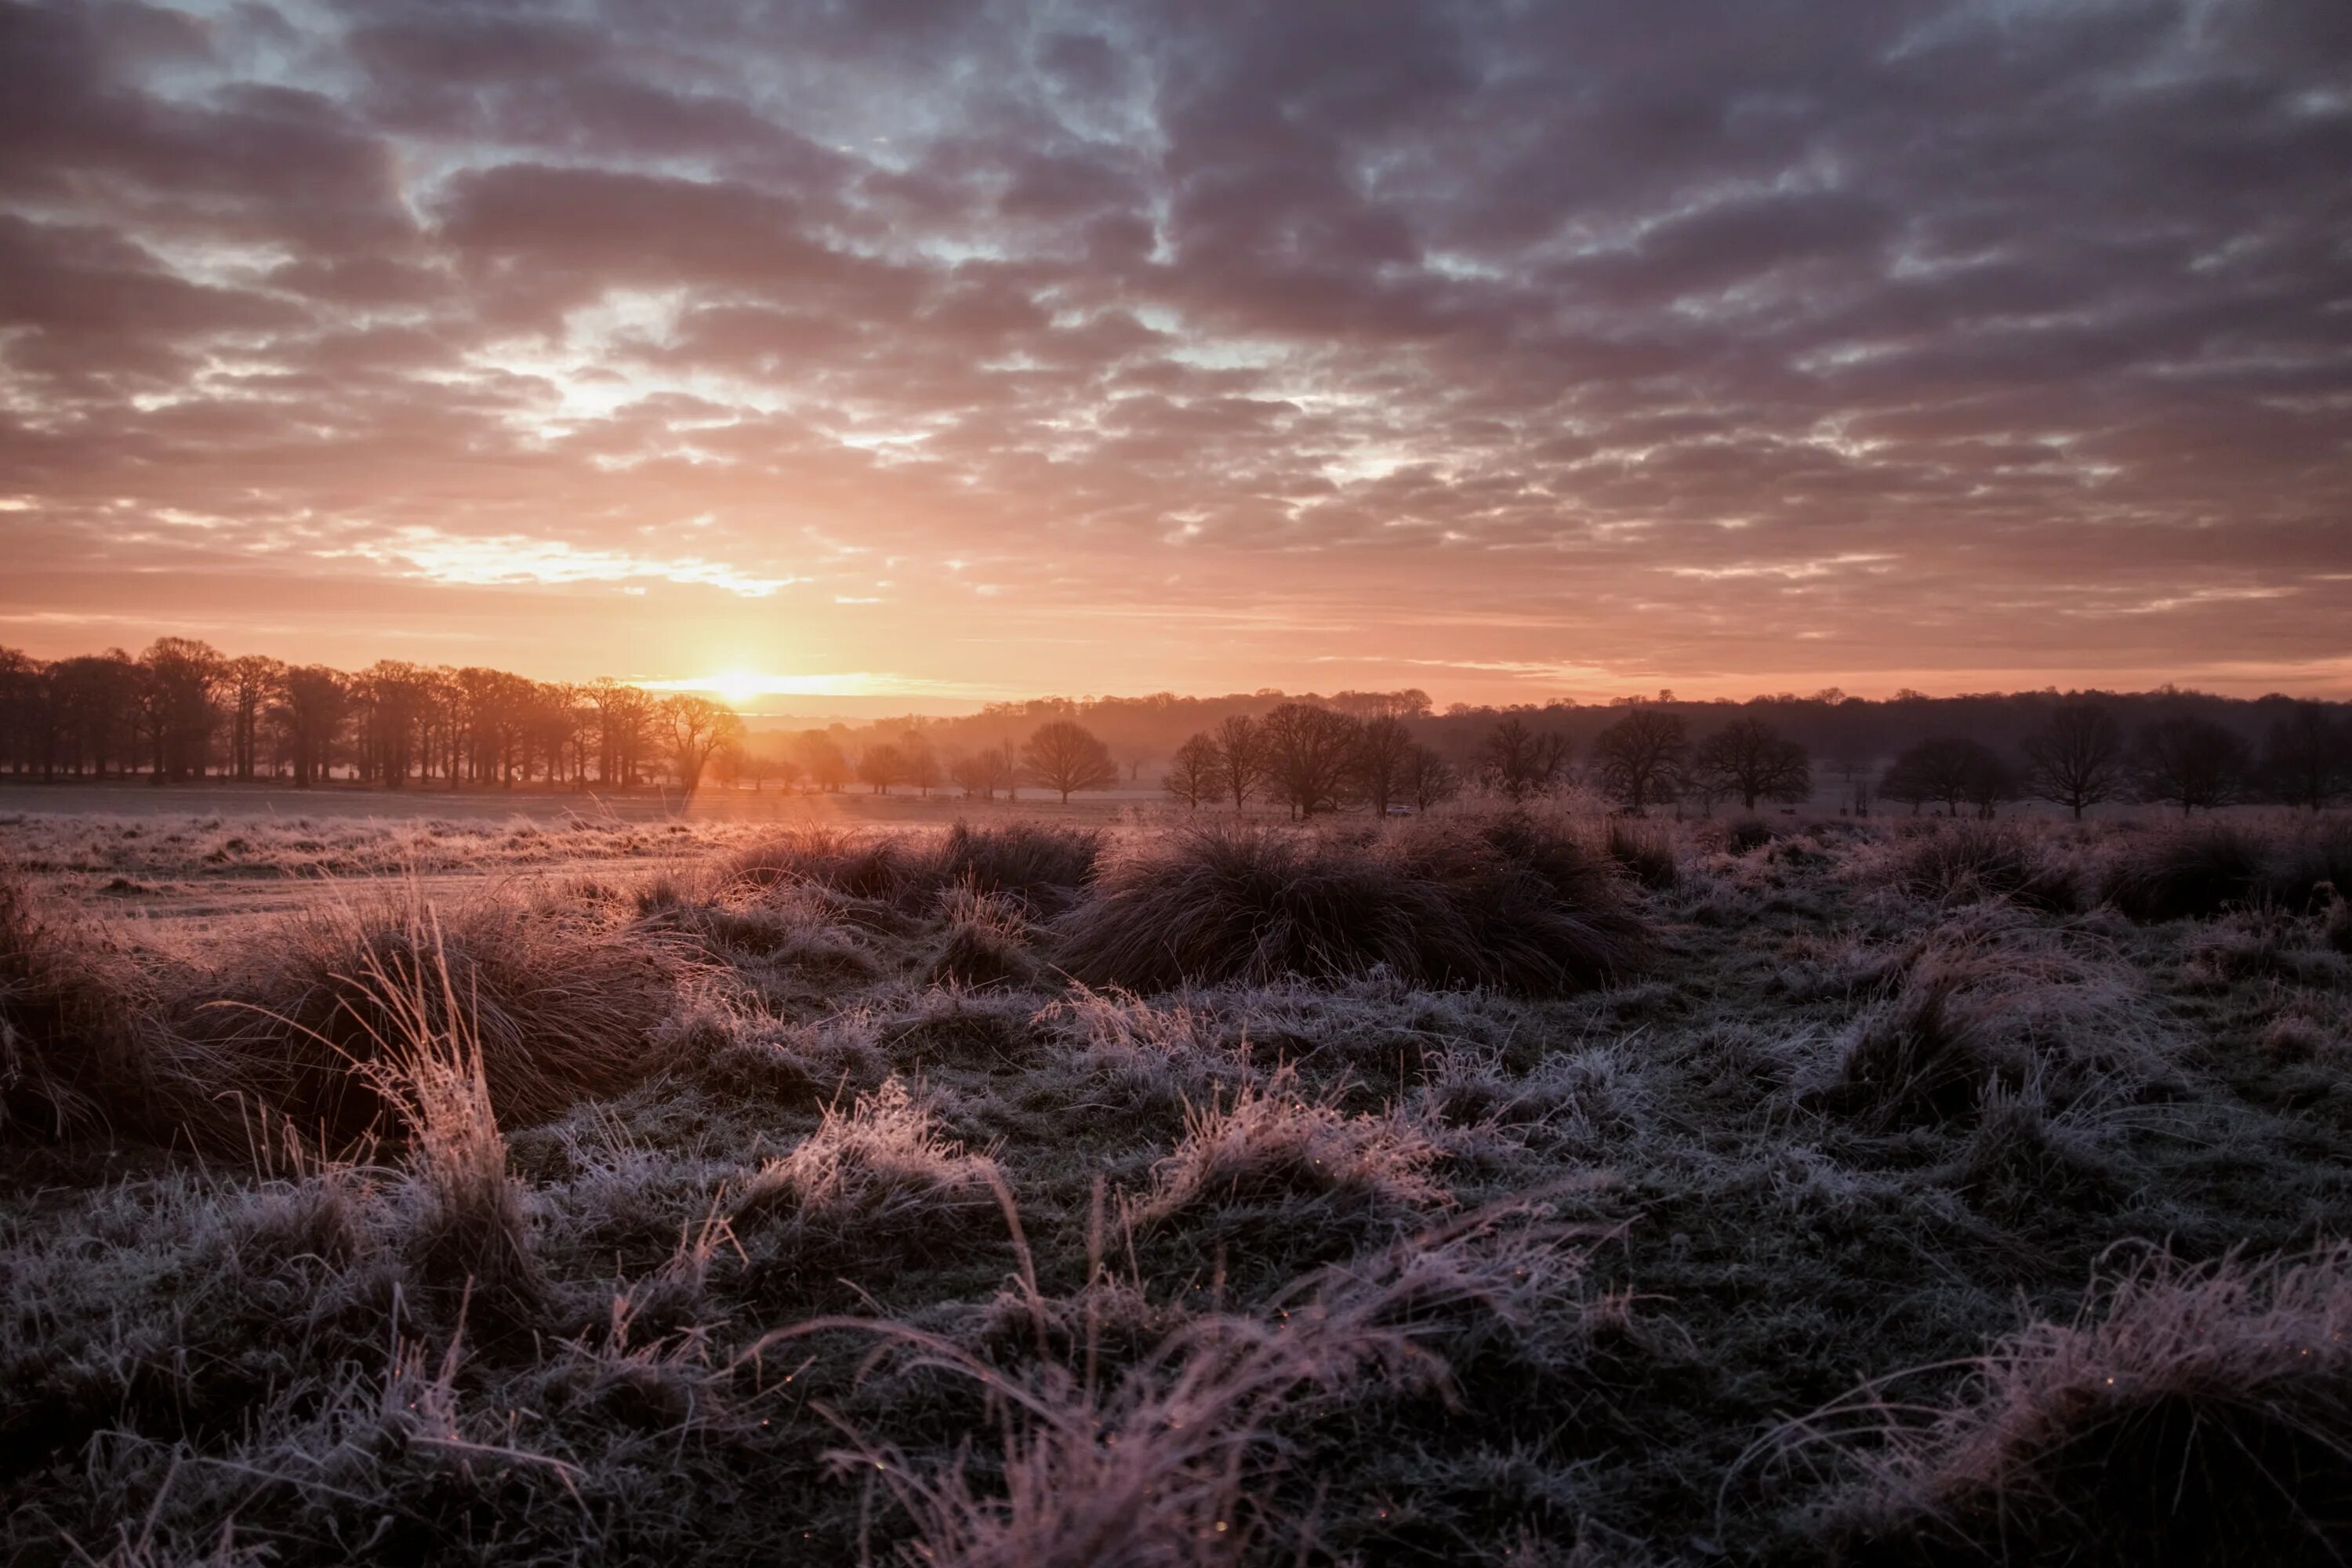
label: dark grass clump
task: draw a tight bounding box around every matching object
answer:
[2101,823,2266,922]
[725,824,921,905]
[1809,1245,2352,1566]
[1729,818,1777,855]
[0,866,172,1139]
[724,820,1102,917]
[2263,817,2352,912]
[1058,814,1651,996]
[934,820,1102,915]
[1806,974,1998,1134]
[1886,821,2077,912]
[925,887,1040,990]
[1606,819,1680,891]
[183,892,677,1144]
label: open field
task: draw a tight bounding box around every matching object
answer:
[5,804,2352,1564]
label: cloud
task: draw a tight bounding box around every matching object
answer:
[0,0,2345,697]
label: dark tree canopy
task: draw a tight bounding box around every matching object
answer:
[2133,715,2251,815]
[1592,709,1686,815]
[1476,716,1571,802]
[1019,719,1119,804]
[1880,736,2015,817]
[2021,703,2126,820]
[1691,717,1811,811]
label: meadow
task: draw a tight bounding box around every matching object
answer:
[4,798,2350,1565]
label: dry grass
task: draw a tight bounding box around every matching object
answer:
[1799,1245,2352,1564]
[1058,812,1653,995]
[4,807,2350,1563]
[181,885,678,1142]
[0,863,170,1138]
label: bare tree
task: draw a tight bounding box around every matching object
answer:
[1691,717,1811,812]
[661,694,745,794]
[1592,709,1686,815]
[1402,743,1462,811]
[1257,702,1363,818]
[2021,703,2126,820]
[1880,736,2011,817]
[901,731,942,797]
[2260,701,2350,811]
[1207,714,1262,811]
[1163,734,1218,808]
[1022,719,1119,804]
[1475,716,1570,801]
[2133,715,2250,815]
[1349,714,1417,815]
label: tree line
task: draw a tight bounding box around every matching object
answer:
[1156,699,2352,819]
[0,641,746,793]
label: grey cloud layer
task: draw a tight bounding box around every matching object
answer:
[1,0,2347,687]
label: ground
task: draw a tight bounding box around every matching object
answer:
[2,792,2349,1566]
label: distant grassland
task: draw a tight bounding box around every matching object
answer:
[4,804,2351,1565]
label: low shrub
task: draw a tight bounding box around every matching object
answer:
[1058,814,1651,996]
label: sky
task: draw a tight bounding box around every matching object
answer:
[2,0,2348,709]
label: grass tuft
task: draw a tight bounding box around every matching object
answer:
[1058,813,1652,995]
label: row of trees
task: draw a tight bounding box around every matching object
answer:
[1882,702,2352,818]
[1156,699,2352,821]
[0,641,746,792]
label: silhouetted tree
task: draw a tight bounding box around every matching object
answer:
[1207,714,1261,811]
[223,655,279,782]
[1021,719,1118,804]
[901,732,942,797]
[136,638,223,782]
[662,694,744,794]
[1476,716,1570,801]
[1350,714,1417,815]
[1402,744,1462,811]
[1257,702,1363,818]
[1692,717,1810,811]
[2133,715,2250,815]
[2260,702,2350,811]
[1163,734,1218,808]
[2020,703,2125,821]
[792,730,852,793]
[273,666,348,787]
[1880,736,2012,817]
[1592,710,1686,815]
[857,741,908,795]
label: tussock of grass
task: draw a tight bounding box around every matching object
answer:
[732,1077,1000,1283]
[0,866,167,1138]
[185,889,677,1142]
[725,820,1102,916]
[1130,1073,1448,1265]
[1606,820,1679,891]
[927,885,1039,989]
[1806,1245,2352,1564]
[1875,821,2078,911]
[1058,814,1651,995]
[1802,916,2172,1134]
[2101,822,2267,921]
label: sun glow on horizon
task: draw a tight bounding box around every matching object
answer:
[636,670,1004,709]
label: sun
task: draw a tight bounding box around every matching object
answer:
[705,670,767,706]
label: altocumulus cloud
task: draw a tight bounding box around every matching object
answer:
[0,0,2347,695]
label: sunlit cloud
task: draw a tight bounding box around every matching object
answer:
[329,530,799,597]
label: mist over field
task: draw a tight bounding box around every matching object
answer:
[6,0,2352,1563]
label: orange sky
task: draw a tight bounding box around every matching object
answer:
[3,2,2348,706]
